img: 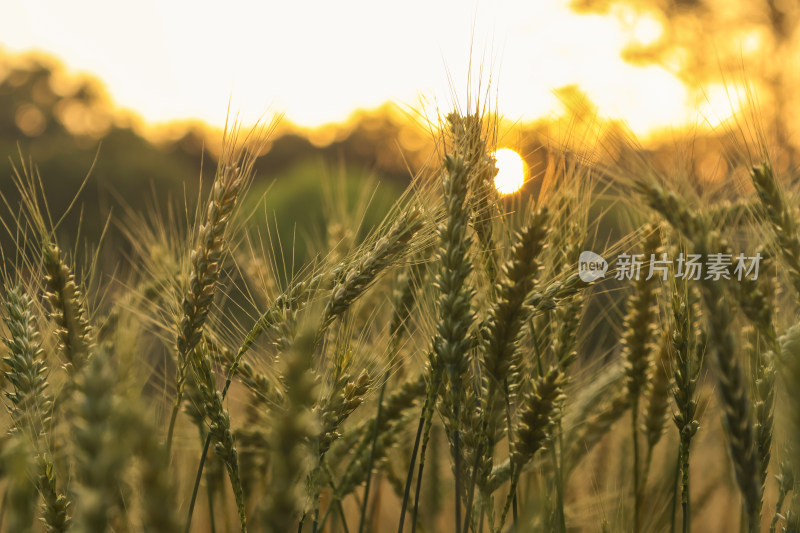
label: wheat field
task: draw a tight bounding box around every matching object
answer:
[0,94,799,533]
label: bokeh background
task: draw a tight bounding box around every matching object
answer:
[1,0,798,260]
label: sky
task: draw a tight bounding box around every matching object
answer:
[0,0,740,137]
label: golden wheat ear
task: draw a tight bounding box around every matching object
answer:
[167,123,271,454]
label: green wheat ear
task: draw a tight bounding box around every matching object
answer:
[170,162,248,447]
[72,347,119,533]
[42,243,93,375]
[446,112,500,283]
[193,341,248,532]
[3,285,71,533]
[321,206,424,333]
[511,366,567,467]
[474,207,550,511]
[3,285,52,438]
[168,130,267,454]
[262,332,320,533]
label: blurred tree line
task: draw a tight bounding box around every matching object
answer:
[0,52,425,270]
[4,28,787,278]
[571,0,800,166]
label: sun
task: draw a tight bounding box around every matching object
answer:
[493,148,526,195]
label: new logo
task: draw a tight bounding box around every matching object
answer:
[578,251,608,282]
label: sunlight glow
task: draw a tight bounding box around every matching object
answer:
[631,16,663,46]
[696,83,745,127]
[0,0,750,140]
[494,149,525,195]
[611,6,664,46]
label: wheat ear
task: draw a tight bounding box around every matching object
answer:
[622,227,661,532]
[481,207,549,401]
[321,207,423,336]
[167,159,248,453]
[639,330,672,520]
[671,277,702,533]
[736,253,778,499]
[770,459,794,533]
[470,208,549,523]
[750,163,800,299]
[434,153,476,533]
[3,285,70,533]
[72,348,121,533]
[499,365,567,530]
[3,285,52,440]
[42,243,92,374]
[401,152,475,533]
[2,435,37,533]
[334,374,426,499]
[698,236,762,533]
[636,179,762,531]
[447,112,499,283]
[193,341,248,532]
[643,332,672,452]
[262,333,319,533]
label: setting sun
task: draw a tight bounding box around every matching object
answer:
[494,148,525,195]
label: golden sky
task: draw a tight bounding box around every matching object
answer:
[0,0,745,137]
